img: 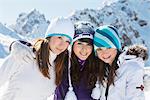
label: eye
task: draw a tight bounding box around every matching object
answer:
[97,48,102,51]
[87,43,92,46]
[77,42,82,45]
[66,41,70,44]
[58,37,62,39]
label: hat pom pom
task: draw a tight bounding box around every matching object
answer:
[65,86,77,100]
[91,81,101,99]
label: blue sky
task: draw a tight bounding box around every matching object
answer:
[0,0,112,24]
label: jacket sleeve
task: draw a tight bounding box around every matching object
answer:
[125,60,145,100]
[0,41,35,87]
[143,71,150,91]
[0,55,20,86]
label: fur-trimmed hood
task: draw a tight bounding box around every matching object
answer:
[125,44,148,61]
[117,44,148,68]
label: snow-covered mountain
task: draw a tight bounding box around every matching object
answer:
[10,9,49,39]
[69,0,150,66]
[0,9,50,59]
[0,0,150,65]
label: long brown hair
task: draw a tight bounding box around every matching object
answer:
[55,50,68,85]
[33,37,67,86]
[71,38,97,89]
[97,51,121,86]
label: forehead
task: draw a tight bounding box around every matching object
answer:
[74,40,89,44]
[97,47,116,51]
[52,36,70,41]
[97,47,107,50]
[62,36,70,41]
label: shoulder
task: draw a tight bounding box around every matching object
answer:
[11,41,29,54]
[10,40,35,58]
[121,58,144,76]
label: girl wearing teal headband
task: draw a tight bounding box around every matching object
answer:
[0,17,74,100]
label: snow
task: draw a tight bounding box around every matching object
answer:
[10,9,49,39]
[0,23,23,58]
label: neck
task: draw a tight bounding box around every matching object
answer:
[78,58,86,66]
[49,50,57,66]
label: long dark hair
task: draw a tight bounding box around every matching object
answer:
[97,51,121,86]
[33,37,68,86]
[71,38,97,89]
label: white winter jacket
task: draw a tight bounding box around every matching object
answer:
[99,53,145,100]
[0,41,57,100]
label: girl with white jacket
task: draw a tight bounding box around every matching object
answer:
[0,17,74,100]
[92,25,148,100]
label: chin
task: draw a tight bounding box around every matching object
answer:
[103,60,111,64]
[52,51,59,55]
[80,57,87,60]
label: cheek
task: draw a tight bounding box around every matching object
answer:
[64,43,69,49]
[50,38,55,44]
[111,50,117,56]
[73,43,80,50]
[49,42,55,50]
[97,52,102,59]
[54,39,59,44]
[87,48,92,54]
[73,45,79,53]
[111,52,117,60]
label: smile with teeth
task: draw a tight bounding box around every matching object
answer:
[103,55,111,59]
[80,52,87,56]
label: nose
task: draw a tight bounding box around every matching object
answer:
[102,52,110,58]
[81,45,88,52]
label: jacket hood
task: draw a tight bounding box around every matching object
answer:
[126,44,148,61]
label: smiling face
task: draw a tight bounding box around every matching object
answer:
[73,40,93,60]
[96,48,117,65]
[49,36,70,55]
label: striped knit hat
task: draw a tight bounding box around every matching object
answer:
[94,25,122,51]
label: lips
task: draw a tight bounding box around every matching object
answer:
[55,48,64,54]
[80,52,88,57]
[103,55,111,59]
[56,48,63,51]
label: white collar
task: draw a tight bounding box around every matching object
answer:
[49,50,57,66]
